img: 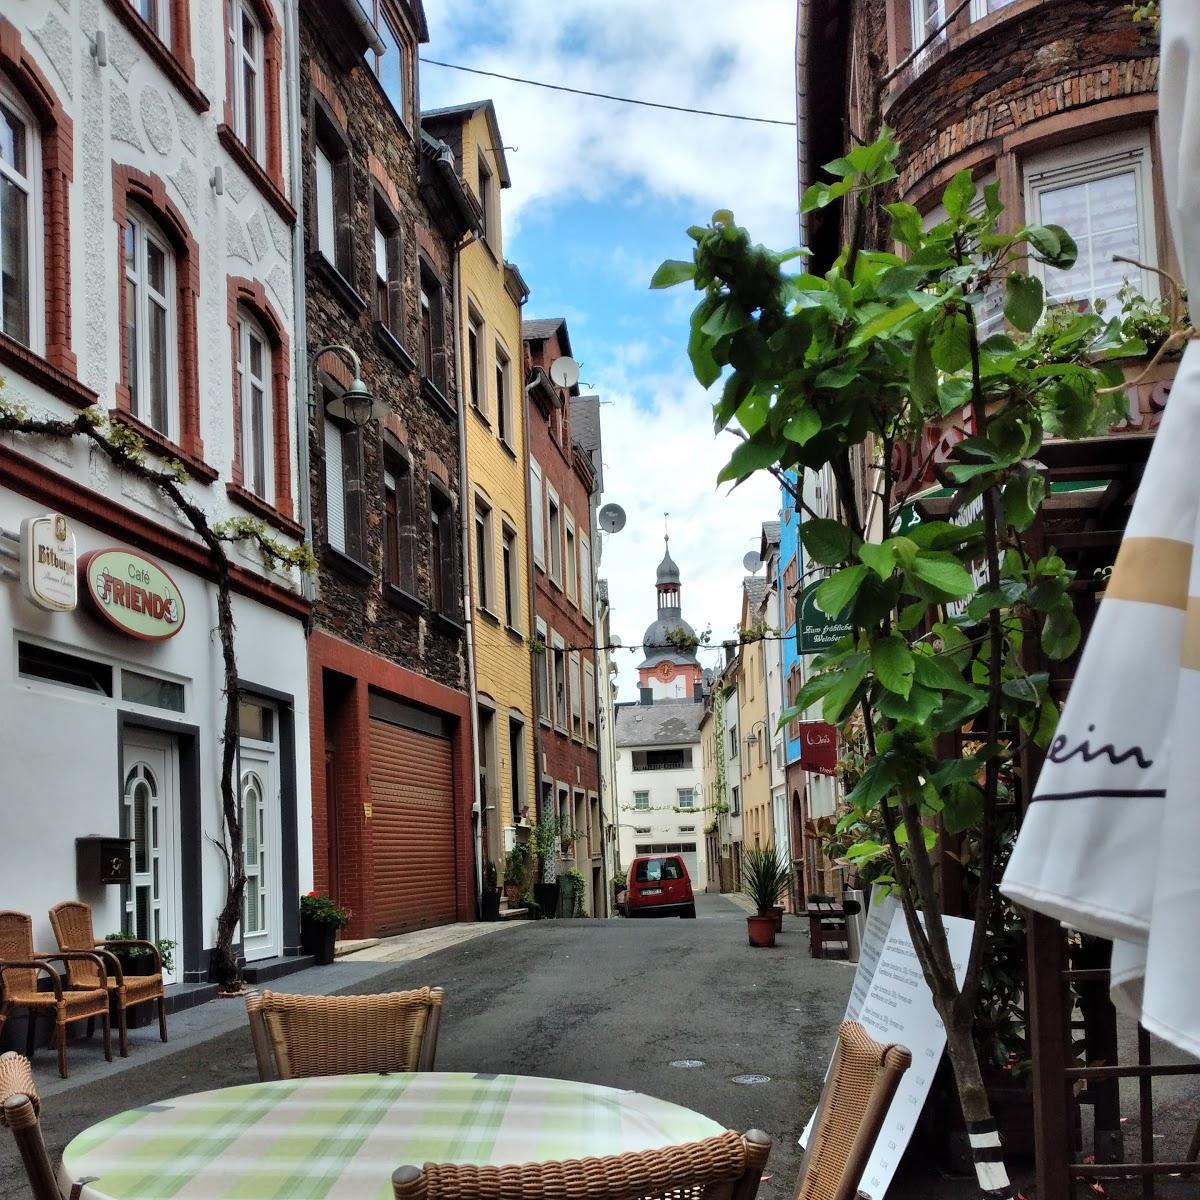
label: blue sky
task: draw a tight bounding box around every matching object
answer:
[420,1,798,696]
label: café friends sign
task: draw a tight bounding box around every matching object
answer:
[20,513,77,612]
[80,548,185,641]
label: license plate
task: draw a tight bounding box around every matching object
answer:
[642,888,662,895]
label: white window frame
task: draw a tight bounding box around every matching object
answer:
[583,660,596,746]
[501,521,520,632]
[551,632,568,732]
[530,460,545,570]
[228,0,266,164]
[1024,133,1159,311]
[564,509,577,603]
[536,618,550,726]
[314,141,336,264]
[474,494,496,615]
[677,788,694,811]
[970,0,1018,19]
[0,79,41,353]
[569,651,582,740]
[910,0,946,69]
[633,791,650,812]
[579,534,592,621]
[546,484,563,587]
[467,305,486,417]
[495,340,513,447]
[237,309,274,502]
[136,0,172,43]
[124,206,178,441]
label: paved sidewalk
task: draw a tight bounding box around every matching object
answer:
[339,920,518,963]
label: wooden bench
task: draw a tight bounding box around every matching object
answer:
[805,894,861,960]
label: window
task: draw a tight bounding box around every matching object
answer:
[477,150,496,247]
[632,748,694,771]
[236,308,273,501]
[1026,136,1157,312]
[729,725,739,759]
[579,535,592,620]
[680,826,696,834]
[970,0,1018,17]
[911,0,944,45]
[429,485,458,618]
[551,635,568,731]
[495,342,512,445]
[677,788,694,811]
[547,488,562,585]
[731,785,740,817]
[419,263,446,392]
[569,652,582,739]
[123,207,177,439]
[583,661,596,745]
[635,858,683,883]
[135,0,171,40]
[474,496,496,614]
[633,791,650,811]
[535,618,550,724]
[564,512,577,603]
[323,412,365,561]
[478,703,496,814]
[502,523,519,630]
[634,826,651,835]
[372,197,402,336]
[467,308,485,415]
[364,1,409,123]
[383,451,417,593]
[0,85,37,349]
[122,669,185,712]
[530,461,545,569]
[18,641,112,696]
[509,718,526,822]
[227,0,264,163]
[313,115,352,279]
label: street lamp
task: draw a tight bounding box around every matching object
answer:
[309,343,385,427]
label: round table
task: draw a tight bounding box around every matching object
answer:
[60,1071,726,1199]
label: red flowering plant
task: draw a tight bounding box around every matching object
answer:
[299,891,351,928]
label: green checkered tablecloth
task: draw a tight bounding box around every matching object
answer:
[60,1071,726,1199]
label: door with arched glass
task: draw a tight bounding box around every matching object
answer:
[238,700,280,962]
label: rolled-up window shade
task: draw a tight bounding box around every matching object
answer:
[325,418,345,552]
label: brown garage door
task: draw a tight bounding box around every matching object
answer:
[368,717,458,935]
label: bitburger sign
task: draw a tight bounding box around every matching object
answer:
[80,548,186,641]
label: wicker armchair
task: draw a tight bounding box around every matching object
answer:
[391,1129,772,1200]
[244,987,445,1080]
[0,1052,61,1200]
[0,911,111,1079]
[794,1020,912,1200]
[49,901,167,1058]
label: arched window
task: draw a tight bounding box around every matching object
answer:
[236,307,273,500]
[123,205,178,439]
[0,76,39,350]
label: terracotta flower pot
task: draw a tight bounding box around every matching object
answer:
[770,905,785,932]
[747,913,777,948]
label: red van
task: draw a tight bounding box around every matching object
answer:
[624,854,696,919]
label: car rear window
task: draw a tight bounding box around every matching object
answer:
[635,857,682,882]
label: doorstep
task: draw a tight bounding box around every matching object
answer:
[163,981,219,1014]
[498,907,530,920]
[241,954,316,984]
[334,937,380,958]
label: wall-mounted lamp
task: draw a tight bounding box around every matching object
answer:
[90,30,108,67]
[309,343,385,428]
[210,166,224,196]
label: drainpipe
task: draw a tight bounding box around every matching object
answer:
[451,243,485,911]
[283,0,313,601]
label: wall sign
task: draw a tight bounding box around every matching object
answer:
[20,514,77,612]
[797,584,853,655]
[798,721,838,776]
[80,548,186,641]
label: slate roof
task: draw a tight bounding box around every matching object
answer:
[615,700,704,748]
[744,575,768,614]
[571,394,602,456]
[522,317,566,342]
[762,520,781,546]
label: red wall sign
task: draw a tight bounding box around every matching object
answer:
[798,721,838,776]
[80,548,186,642]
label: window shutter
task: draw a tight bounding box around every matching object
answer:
[315,144,336,263]
[530,462,545,568]
[324,418,345,552]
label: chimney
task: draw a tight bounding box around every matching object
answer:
[639,686,653,705]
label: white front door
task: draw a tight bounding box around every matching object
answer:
[239,741,281,962]
[121,732,181,984]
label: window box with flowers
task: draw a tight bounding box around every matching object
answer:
[299,892,351,965]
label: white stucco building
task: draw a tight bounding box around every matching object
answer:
[0,0,310,988]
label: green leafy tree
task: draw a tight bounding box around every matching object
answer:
[654,132,1138,1193]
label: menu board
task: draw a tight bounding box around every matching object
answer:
[801,900,974,1199]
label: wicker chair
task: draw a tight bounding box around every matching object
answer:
[794,1020,912,1200]
[244,987,445,1080]
[0,911,111,1079]
[49,901,167,1058]
[0,1052,61,1200]
[391,1129,772,1200]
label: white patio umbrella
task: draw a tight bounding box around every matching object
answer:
[1001,0,1200,1059]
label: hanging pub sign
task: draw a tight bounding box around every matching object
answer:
[798,721,838,776]
[20,513,77,612]
[80,548,185,641]
[797,584,853,655]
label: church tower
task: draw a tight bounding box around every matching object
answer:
[637,536,705,701]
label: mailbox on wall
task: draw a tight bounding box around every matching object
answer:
[76,837,133,887]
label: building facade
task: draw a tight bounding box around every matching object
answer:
[300,0,482,939]
[523,318,603,914]
[423,101,535,894]
[0,0,311,981]
[735,576,772,853]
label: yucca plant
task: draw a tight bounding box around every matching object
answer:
[742,845,790,915]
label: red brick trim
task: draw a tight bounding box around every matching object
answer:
[368,153,401,212]
[382,411,409,445]
[0,442,309,619]
[226,274,295,521]
[0,16,75,378]
[225,481,305,538]
[0,333,96,409]
[112,163,205,465]
[221,0,285,194]
[104,0,207,113]
[108,407,218,483]
[425,450,450,486]
[308,62,348,131]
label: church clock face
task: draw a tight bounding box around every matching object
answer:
[657,661,674,682]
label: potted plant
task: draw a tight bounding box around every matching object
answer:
[558,867,586,917]
[480,860,501,921]
[104,932,175,977]
[742,846,789,948]
[299,892,350,965]
[503,842,529,906]
[531,817,562,918]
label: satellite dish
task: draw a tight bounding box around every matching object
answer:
[610,635,622,647]
[549,356,581,389]
[743,551,763,573]
[598,503,627,534]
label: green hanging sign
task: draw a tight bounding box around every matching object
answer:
[797,584,853,655]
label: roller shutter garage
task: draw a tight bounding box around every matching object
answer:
[368,712,458,935]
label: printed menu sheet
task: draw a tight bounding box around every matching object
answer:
[800,897,973,1199]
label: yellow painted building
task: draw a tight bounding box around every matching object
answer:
[736,577,774,853]
[424,101,534,877]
